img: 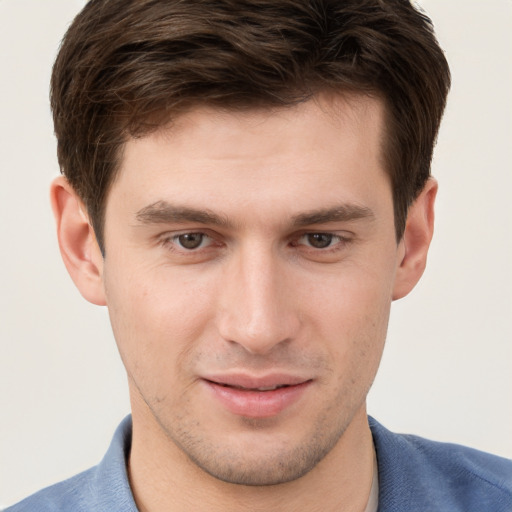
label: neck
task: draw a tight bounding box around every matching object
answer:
[128,404,375,512]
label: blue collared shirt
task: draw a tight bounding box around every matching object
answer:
[5,416,512,511]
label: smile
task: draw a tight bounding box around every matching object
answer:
[216,383,290,391]
[202,375,313,418]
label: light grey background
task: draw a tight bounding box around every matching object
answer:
[1,0,511,507]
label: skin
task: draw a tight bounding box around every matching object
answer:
[52,94,436,512]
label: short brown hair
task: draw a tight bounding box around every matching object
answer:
[51,0,450,252]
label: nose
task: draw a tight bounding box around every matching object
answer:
[216,243,300,355]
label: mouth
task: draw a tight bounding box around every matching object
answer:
[202,374,313,418]
[211,382,292,392]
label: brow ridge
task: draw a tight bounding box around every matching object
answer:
[135,201,231,227]
[135,200,374,228]
[292,204,375,227]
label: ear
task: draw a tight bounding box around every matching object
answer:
[50,176,106,306]
[392,178,437,301]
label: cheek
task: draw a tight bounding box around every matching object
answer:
[103,263,215,388]
[300,262,394,373]
[306,264,392,328]
[320,281,391,411]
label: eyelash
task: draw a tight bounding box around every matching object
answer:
[158,231,352,255]
[292,233,350,252]
[161,232,216,252]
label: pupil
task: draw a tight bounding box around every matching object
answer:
[308,233,332,248]
[178,233,203,249]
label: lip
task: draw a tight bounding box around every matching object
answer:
[202,373,313,419]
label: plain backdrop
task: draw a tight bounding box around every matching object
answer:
[1,0,511,507]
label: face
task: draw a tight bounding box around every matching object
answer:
[100,95,403,485]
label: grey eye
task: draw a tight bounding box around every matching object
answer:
[306,233,334,249]
[177,233,205,249]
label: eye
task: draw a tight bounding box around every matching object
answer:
[174,232,211,250]
[299,233,341,249]
[157,230,222,262]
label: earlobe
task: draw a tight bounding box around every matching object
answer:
[392,178,437,301]
[50,176,106,306]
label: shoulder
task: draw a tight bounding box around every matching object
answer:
[369,417,512,512]
[401,431,512,487]
[4,416,137,512]
[3,468,96,512]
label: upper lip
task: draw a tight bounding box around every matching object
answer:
[202,373,312,390]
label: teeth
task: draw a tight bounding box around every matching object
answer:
[250,384,288,391]
[219,383,287,391]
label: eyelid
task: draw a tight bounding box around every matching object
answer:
[158,230,217,252]
[295,230,351,243]
[156,228,353,255]
[301,233,339,243]
[290,231,354,259]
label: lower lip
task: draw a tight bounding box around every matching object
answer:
[204,380,312,418]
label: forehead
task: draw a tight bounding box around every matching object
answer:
[107,94,390,225]
[149,93,384,163]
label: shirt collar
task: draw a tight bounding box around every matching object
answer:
[89,415,139,511]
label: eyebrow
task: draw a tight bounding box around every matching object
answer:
[135,200,374,228]
[135,201,231,227]
[291,204,375,227]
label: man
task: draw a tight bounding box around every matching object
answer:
[5,0,511,511]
